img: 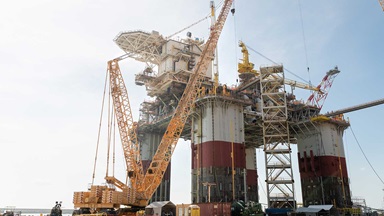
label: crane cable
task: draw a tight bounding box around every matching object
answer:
[344,130,353,192]
[241,1,314,87]
[166,16,210,40]
[112,109,116,177]
[106,77,111,177]
[232,0,239,84]
[297,0,312,87]
[106,90,115,178]
[246,45,311,84]
[91,67,110,185]
[166,0,225,40]
[350,125,384,185]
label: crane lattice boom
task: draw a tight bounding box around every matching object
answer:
[307,66,340,110]
[108,60,144,192]
[140,0,234,203]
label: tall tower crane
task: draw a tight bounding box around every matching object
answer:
[73,0,234,211]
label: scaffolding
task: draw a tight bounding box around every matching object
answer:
[260,65,295,208]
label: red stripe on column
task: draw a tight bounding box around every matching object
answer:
[191,141,246,168]
[298,154,349,179]
[246,170,257,185]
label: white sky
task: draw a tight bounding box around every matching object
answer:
[0,0,384,210]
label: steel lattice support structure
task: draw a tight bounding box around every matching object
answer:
[260,65,295,208]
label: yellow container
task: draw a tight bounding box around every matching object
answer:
[188,205,200,216]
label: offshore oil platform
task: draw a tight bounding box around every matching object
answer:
[72,1,384,215]
[115,29,351,211]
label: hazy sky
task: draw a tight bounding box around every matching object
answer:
[1,0,383,210]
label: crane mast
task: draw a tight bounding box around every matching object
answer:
[141,0,234,201]
[211,1,220,90]
[107,60,144,192]
[73,60,145,211]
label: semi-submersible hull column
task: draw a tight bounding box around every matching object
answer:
[191,92,259,203]
[292,115,352,207]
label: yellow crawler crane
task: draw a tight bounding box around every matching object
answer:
[73,0,234,214]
